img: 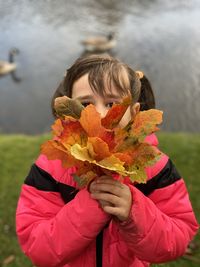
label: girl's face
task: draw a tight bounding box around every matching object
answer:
[72,73,140,128]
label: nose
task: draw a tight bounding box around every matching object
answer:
[95,104,108,118]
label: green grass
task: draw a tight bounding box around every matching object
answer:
[0,132,199,266]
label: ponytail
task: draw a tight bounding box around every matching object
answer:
[138,74,155,110]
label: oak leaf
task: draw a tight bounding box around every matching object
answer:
[54,96,84,119]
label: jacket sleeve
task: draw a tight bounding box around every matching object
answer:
[16,165,110,267]
[114,155,199,263]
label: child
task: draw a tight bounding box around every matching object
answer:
[16,55,198,267]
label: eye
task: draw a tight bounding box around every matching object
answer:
[81,102,91,107]
[105,102,114,108]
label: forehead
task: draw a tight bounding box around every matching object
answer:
[72,73,122,98]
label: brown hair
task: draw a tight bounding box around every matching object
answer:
[139,75,155,110]
[51,54,155,117]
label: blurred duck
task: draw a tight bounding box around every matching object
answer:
[81,33,116,52]
[0,48,21,82]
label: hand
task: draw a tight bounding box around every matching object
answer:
[89,177,111,207]
[89,176,132,221]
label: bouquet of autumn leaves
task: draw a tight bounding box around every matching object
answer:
[41,96,163,188]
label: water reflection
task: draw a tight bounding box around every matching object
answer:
[0,0,200,134]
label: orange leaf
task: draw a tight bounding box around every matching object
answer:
[131,109,163,141]
[41,140,77,168]
[60,120,87,147]
[42,101,163,187]
[125,142,161,166]
[76,161,93,176]
[51,118,64,137]
[114,136,138,153]
[114,152,133,165]
[101,96,131,129]
[79,104,103,137]
[113,128,130,152]
[88,137,111,161]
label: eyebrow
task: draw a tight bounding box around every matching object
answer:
[76,94,121,100]
[76,95,94,100]
[104,94,121,99]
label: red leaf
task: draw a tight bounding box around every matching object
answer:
[101,96,131,129]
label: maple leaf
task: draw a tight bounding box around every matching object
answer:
[114,135,138,153]
[131,109,163,142]
[79,104,104,137]
[114,152,133,165]
[70,143,137,178]
[73,171,97,188]
[70,143,123,171]
[60,119,87,147]
[41,140,78,168]
[54,96,84,119]
[76,161,94,176]
[88,137,111,161]
[51,119,64,137]
[101,96,131,129]
[128,165,147,183]
[41,95,163,188]
[128,143,161,166]
[122,143,161,183]
[97,155,126,173]
[99,130,116,151]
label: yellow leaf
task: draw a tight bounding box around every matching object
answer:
[128,166,147,183]
[71,144,127,175]
[71,143,94,162]
[98,155,126,172]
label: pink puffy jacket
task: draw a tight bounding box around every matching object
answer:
[16,134,198,267]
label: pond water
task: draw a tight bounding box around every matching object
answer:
[0,0,200,134]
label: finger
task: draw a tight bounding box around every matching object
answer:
[102,205,130,221]
[99,200,112,207]
[99,175,113,180]
[91,192,121,206]
[91,183,124,197]
[96,178,123,188]
[99,175,123,182]
[102,205,121,217]
[90,176,113,191]
[89,180,98,193]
